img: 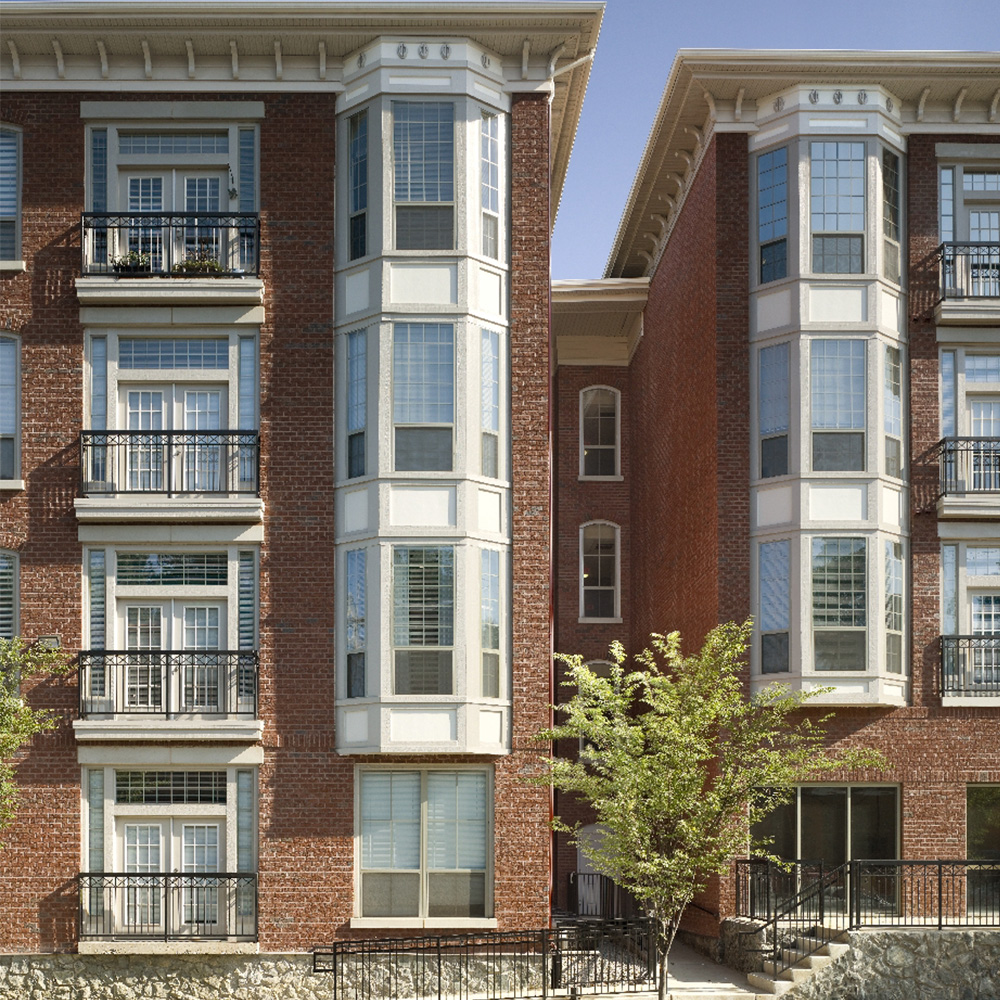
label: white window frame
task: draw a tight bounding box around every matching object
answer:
[0,333,22,485]
[0,548,17,640]
[811,535,868,673]
[810,140,866,274]
[0,125,23,267]
[354,765,494,928]
[579,521,621,623]
[579,386,622,480]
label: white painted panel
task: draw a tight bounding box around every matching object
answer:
[756,287,792,332]
[390,486,456,527]
[805,680,868,695]
[344,488,369,533]
[809,484,866,521]
[390,263,458,305]
[477,489,502,533]
[756,486,793,527]
[345,270,370,314]
[478,709,504,745]
[388,75,452,87]
[343,709,369,744]
[473,82,503,103]
[809,285,867,323]
[879,288,902,333]
[344,84,370,103]
[390,710,456,742]
[477,268,502,316]
[808,119,868,129]
[881,484,902,527]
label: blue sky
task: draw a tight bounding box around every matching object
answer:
[551,0,999,278]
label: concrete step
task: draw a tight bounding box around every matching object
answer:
[746,970,794,995]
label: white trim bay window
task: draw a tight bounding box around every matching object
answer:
[579,521,620,622]
[393,101,455,251]
[393,546,454,695]
[346,548,367,698]
[580,387,620,478]
[759,539,791,673]
[758,343,790,479]
[758,145,788,283]
[811,141,865,274]
[811,339,865,472]
[359,769,490,920]
[393,323,454,473]
[812,537,867,671]
[348,109,369,261]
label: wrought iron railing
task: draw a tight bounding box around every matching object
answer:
[78,650,259,718]
[81,212,260,277]
[734,859,828,920]
[940,636,1000,697]
[314,920,657,1000]
[736,859,1000,976]
[78,872,257,940]
[80,430,260,497]
[568,872,643,920]
[937,436,1000,496]
[939,242,1000,299]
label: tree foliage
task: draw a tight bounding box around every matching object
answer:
[537,620,884,999]
[0,637,73,844]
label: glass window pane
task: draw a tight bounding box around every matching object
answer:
[801,787,847,865]
[850,787,897,859]
[968,786,1000,860]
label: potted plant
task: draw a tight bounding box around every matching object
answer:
[171,249,225,275]
[111,250,152,275]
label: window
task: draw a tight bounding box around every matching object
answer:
[811,141,865,273]
[884,346,902,478]
[393,323,454,472]
[759,343,789,478]
[347,330,367,479]
[968,785,1000,913]
[349,111,369,260]
[580,522,619,621]
[754,785,897,866]
[481,330,500,479]
[884,540,903,674]
[346,549,366,698]
[812,537,867,671]
[393,102,454,250]
[481,113,500,258]
[882,149,901,283]
[758,146,787,283]
[939,349,1000,495]
[0,334,19,480]
[481,550,500,698]
[811,339,865,472]
[392,546,454,695]
[580,387,620,478]
[940,165,1000,298]
[0,127,21,262]
[759,540,790,673]
[81,766,256,938]
[0,549,16,639]
[941,542,1000,695]
[359,769,489,919]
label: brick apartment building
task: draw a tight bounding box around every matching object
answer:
[1,0,999,987]
[0,0,603,964]
[551,50,1000,937]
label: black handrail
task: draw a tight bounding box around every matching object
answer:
[78,650,259,718]
[81,212,260,276]
[78,872,257,940]
[937,436,1000,496]
[939,636,1000,697]
[938,242,1000,299]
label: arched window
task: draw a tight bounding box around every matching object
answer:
[579,522,620,621]
[579,386,620,478]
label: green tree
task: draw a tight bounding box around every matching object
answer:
[1,637,73,844]
[538,620,884,1000]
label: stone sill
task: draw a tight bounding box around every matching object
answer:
[935,299,1000,327]
[74,497,264,524]
[941,695,1000,707]
[75,276,264,306]
[0,479,26,491]
[73,718,264,742]
[350,917,498,931]
[0,260,27,271]
[77,940,258,955]
[937,495,1000,519]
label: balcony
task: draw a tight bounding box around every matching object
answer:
[81,213,260,277]
[78,873,257,944]
[936,437,1000,517]
[940,636,1000,702]
[937,242,1000,325]
[80,431,259,498]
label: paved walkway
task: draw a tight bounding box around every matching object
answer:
[616,939,768,999]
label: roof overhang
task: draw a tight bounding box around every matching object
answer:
[552,277,649,365]
[607,49,1000,278]
[0,0,604,223]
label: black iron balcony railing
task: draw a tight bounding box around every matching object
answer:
[940,636,1000,697]
[78,650,259,719]
[79,873,257,941]
[81,212,260,277]
[80,430,260,497]
[937,436,1000,496]
[567,872,642,920]
[940,242,1000,300]
[736,859,1000,977]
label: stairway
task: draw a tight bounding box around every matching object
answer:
[745,930,851,995]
